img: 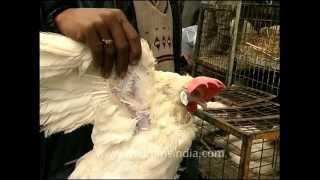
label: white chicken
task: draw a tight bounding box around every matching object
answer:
[214,130,280,176]
[40,32,225,179]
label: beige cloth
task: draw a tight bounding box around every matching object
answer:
[133,1,175,72]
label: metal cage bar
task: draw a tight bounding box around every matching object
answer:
[193,1,280,179]
[227,1,241,86]
[192,1,280,96]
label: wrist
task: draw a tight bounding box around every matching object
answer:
[46,7,72,33]
[54,8,74,29]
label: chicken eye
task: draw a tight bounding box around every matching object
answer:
[191,90,201,98]
[191,87,205,98]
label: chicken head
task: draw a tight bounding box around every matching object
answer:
[180,76,225,113]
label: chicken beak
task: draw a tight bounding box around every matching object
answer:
[197,100,208,110]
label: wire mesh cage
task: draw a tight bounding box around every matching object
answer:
[215,84,277,107]
[193,1,237,81]
[194,101,280,179]
[191,2,280,177]
[191,82,280,179]
[192,0,280,96]
[233,1,280,96]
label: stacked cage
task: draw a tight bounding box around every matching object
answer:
[192,0,280,96]
[192,1,280,179]
[193,84,280,179]
[233,1,280,96]
[192,1,237,81]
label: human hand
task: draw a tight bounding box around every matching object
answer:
[55,8,142,78]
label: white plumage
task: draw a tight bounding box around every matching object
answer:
[40,32,207,179]
[213,129,279,176]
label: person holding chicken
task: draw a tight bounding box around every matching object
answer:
[40,1,214,179]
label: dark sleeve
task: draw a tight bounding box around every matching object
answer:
[170,0,183,74]
[40,0,77,33]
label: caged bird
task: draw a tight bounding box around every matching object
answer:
[213,128,280,176]
[40,32,225,179]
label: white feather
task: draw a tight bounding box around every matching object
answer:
[40,32,198,179]
[214,129,279,175]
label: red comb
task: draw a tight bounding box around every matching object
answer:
[185,76,225,101]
